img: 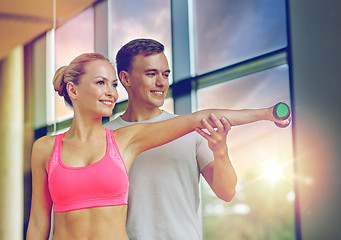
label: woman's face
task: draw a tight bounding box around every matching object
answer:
[74,59,119,117]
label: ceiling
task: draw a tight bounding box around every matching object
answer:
[0,0,99,60]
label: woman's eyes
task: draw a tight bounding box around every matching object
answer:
[96,81,117,88]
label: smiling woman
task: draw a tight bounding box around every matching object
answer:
[26,52,290,240]
[53,53,117,113]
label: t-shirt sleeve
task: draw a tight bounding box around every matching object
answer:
[195,132,214,172]
[103,118,122,130]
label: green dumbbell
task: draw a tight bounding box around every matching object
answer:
[273,102,291,128]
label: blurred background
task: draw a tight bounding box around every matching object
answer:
[0,0,340,239]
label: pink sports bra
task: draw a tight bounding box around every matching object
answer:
[48,129,128,212]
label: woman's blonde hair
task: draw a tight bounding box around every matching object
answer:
[53,53,110,106]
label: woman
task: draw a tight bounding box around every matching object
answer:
[26,53,289,239]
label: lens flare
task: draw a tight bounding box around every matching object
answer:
[262,161,284,182]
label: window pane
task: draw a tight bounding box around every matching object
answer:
[109,0,173,103]
[197,66,296,240]
[54,7,95,121]
[195,0,287,74]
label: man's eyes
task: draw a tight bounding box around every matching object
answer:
[146,72,156,76]
[146,72,169,78]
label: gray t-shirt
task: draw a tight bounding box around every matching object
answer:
[104,111,214,240]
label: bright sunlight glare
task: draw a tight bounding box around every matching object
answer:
[262,161,283,182]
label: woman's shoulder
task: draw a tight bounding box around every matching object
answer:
[31,135,58,165]
[34,134,57,149]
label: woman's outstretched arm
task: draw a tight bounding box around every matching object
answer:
[116,103,290,168]
[202,104,290,127]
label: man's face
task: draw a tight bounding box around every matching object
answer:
[127,52,170,109]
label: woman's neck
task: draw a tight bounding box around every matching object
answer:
[67,114,105,141]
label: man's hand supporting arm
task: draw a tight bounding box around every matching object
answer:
[196,103,290,202]
[198,114,237,202]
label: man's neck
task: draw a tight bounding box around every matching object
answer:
[121,105,163,122]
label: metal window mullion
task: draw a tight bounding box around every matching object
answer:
[171,0,192,115]
[197,49,288,90]
[45,29,56,134]
[94,0,109,58]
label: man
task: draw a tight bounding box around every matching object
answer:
[104,38,237,239]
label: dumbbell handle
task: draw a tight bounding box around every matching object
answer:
[273,102,291,128]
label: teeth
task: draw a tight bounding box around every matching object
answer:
[153,91,163,95]
[102,101,112,105]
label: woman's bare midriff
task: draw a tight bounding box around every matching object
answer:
[52,205,128,240]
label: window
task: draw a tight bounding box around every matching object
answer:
[54,7,95,121]
[195,0,287,74]
[109,0,173,104]
[29,1,295,238]
[198,66,295,239]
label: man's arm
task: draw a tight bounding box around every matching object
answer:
[197,115,237,202]
[197,103,290,202]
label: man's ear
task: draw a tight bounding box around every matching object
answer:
[119,71,131,88]
[66,82,78,101]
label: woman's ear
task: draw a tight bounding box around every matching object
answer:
[66,82,78,101]
[119,71,131,88]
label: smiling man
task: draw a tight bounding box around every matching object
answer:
[104,39,237,240]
